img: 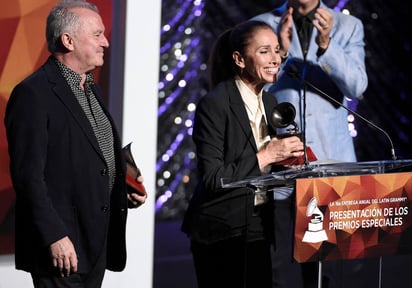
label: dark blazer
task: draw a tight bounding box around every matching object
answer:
[4,56,128,274]
[182,79,278,244]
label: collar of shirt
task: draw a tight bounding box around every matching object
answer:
[292,5,317,27]
[235,76,265,124]
[54,58,94,91]
[292,3,319,55]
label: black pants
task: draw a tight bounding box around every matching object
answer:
[271,198,305,288]
[31,249,106,288]
[272,198,333,288]
[191,236,272,288]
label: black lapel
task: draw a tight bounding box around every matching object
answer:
[44,58,105,162]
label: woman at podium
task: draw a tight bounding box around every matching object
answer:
[181,20,304,288]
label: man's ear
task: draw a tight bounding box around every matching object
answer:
[232,51,245,69]
[60,32,74,51]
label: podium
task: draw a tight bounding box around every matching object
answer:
[221,159,412,190]
[221,159,412,288]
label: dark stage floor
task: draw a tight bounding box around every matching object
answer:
[153,220,197,288]
[153,220,412,288]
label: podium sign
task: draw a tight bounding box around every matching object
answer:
[220,160,412,264]
[294,172,412,263]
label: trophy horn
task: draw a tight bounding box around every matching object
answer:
[270,102,318,165]
[270,102,296,128]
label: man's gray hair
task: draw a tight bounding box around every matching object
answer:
[46,0,99,53]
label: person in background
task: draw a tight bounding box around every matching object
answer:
[181,20,304,288]
[252,0,368,287]
[4,1,146,287]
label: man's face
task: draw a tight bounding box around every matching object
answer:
[70,8,109,73]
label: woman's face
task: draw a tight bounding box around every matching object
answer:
[234,27,281,93]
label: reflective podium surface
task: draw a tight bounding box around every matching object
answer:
[221,159,412,189]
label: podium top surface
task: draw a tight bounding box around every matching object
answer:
[221,159,412,189]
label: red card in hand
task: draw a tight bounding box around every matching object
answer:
[122,142,147,196]
[125,174,147,196]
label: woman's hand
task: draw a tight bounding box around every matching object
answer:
[257,135,304,171]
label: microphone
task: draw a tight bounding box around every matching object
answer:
[286,64,397,160]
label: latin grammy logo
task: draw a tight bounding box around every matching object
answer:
[302,197,328,243]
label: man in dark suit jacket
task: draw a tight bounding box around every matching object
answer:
[4,1,146,287]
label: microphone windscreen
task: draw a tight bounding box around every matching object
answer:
[287,64,300,78]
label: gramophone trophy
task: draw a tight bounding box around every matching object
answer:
[269,102,317,165]
[122,142,147,196]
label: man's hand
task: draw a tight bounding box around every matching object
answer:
[127,175,147,208]
[313,7,333,49]
[279,7,294,55]
[50,236,78,277]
